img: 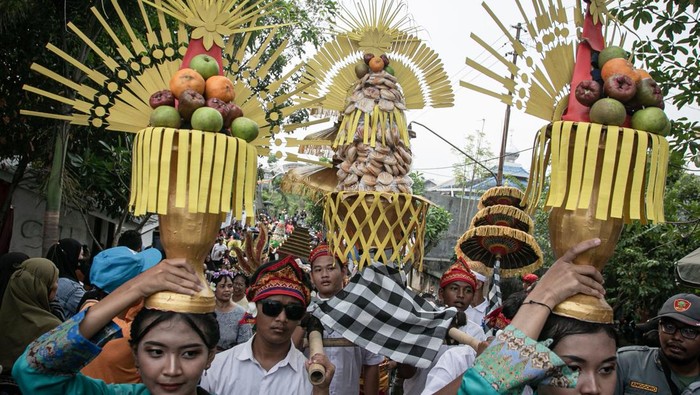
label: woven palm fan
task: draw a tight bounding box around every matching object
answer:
[477,187,526,211]
[470,204,534,234]
[296,0,453,270]
[280,164,338,201]
[455,225,542,278]
[20,0,329,313]
[460,0,671,323]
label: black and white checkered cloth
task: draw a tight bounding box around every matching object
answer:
[309,262,457,368]
[486,259,502,317]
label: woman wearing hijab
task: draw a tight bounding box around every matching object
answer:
[0,258,61,393]
[0,252,29,304]
[47,238,85,317]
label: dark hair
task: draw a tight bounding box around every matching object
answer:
[118,230,143,252]
[0,252,30,305]
[130,308,220,350]
[212,272,234,286]
[539,314,617,350]
[46,238,83,280]
[502,290,528,320]
[232,272,249,287]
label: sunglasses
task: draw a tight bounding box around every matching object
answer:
[660,321,700,340]
[260,300,305,320]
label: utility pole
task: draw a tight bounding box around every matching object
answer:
[497,23,524,186]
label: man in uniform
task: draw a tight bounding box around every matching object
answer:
[616,293,700,394]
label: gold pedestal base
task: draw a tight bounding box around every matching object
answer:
[553,294,613,323]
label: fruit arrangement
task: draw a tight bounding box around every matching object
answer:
[574,45,670,135]
[335,53,413,193]
[148,54,258,142]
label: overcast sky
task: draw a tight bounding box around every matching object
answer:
[289,0,696,183]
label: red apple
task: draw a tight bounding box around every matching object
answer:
[604,74,637,103]
[575,80,602,107]
[149,90,175,109]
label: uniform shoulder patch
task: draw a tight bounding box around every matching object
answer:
[630,381,658,392]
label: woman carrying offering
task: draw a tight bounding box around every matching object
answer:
[12,258,218,395]
[435,238,618,395]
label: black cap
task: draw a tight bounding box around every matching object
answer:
[654,293,700,327]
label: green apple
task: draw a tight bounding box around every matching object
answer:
[191,107,223,132]
[230,117,259,142]
[149,105,181,128]
[598,46,627,69]
[188,54,219,80]
[589,98,626,126]
[631,107,669,134]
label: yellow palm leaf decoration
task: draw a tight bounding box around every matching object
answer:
[460,0,668,225]
[297,0,453,149]
[20,0,326,219]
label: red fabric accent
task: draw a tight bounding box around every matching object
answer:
[179,38,224,74]
[561,3,604,123]
[440,261,477,290]
[309,244,331,263]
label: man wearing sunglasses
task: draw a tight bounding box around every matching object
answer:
[200,256,336,395]
[617,293,700,394]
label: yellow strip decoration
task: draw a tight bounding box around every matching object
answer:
[131,128,256,216]
[523,121,669,223]
[323,191,431,271]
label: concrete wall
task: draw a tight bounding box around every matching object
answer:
[9,186,93,256]
[410,191,481,294]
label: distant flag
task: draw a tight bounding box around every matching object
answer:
[309,262,457,368]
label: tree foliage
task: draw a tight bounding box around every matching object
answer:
[604,154,700,321]
[611,1,700,161]
[410,171,452,252]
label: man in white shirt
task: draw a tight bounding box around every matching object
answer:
[200,256,335,395]
[302,244,383,395]
[465,260,490,330]
[399,258,486,395]
[421,345,476,395]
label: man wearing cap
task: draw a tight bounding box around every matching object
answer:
[522,273,539,290]
[616,293,700,394]
[200,256,335,395]
[399,259,487,395]
[300,244,383,395]
[79,241,163,383]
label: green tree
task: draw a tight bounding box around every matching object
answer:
[604,154,700,322]
[410,171,452,252]
[1,0,339,253]
[611,1,700,161]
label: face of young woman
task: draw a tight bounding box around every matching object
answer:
[214,277,234,303]
[539,331,617,395]
[135,318,215,395]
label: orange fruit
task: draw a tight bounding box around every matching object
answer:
[601,58,637,83]
[368,56,385,72]
[205,75,235,102]
[169,68,205,98]
[634,68,652,81]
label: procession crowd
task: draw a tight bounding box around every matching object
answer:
[0,226,698,395]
